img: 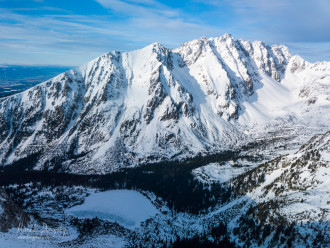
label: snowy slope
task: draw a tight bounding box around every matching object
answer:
[224,131,330,247]
[0,34,329,174]
[238,131,330,217]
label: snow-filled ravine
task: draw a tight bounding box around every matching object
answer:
[66,190,158,229]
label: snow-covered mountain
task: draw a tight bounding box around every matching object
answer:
[0,34,329,174]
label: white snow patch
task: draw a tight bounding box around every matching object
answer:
[192,162,251,184]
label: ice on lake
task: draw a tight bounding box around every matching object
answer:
[66,190,158,229]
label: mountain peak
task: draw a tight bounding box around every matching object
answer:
[151,42,164,48]
[220,33,234,40]
[288,54,307,73]
[142,42,166,52]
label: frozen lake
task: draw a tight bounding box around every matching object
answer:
[66,190,158,229]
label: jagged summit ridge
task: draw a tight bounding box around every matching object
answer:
[0,34,329,174]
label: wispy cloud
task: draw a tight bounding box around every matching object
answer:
[0,0,223,65]
[220,0,330,43]
[93,0,221,45]
[287,42,330,62]
[0,0,329,65]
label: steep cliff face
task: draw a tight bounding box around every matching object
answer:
[0,34,329,174]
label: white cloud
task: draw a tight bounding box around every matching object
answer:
[0,0,225,65]
[0,2,222,65]
[0,0,328,65]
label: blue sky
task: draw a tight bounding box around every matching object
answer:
[0,0,329,66]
